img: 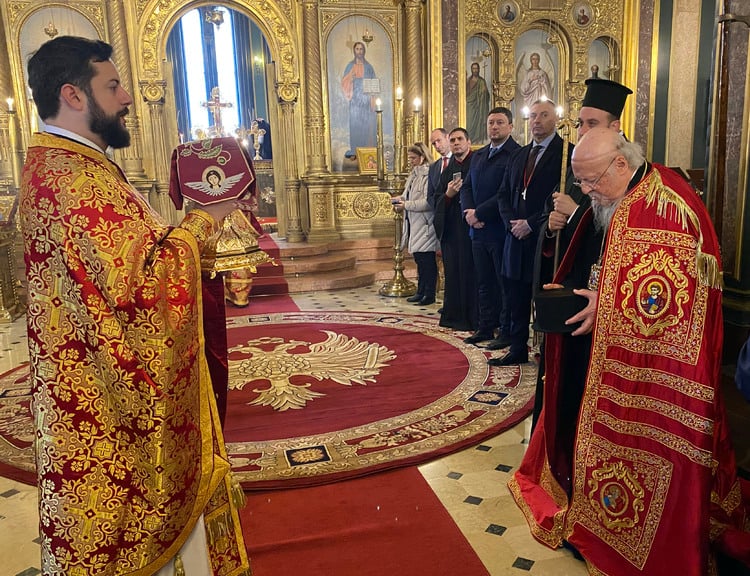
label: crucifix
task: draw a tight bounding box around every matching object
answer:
[248,120,266,160]
[202,86,233,136]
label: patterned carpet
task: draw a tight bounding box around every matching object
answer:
[0,311,536,490]
[223,311,536,489]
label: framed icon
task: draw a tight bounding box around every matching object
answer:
[356,147,378,174]
[497,1,519,25]
[573,3,593,27]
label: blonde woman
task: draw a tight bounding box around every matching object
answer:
[392,142,440,305]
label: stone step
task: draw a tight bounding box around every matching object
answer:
[248,234,417,295]
[254,253,357,278]
[250,267,377,295]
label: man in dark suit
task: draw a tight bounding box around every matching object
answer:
[428,128,452,184]
[428,128,477,332]
[492,99,571,366]
[460,107,520,349]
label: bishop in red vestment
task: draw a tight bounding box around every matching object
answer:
[510,127,750,574]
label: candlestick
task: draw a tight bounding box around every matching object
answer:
[375,98,384,181]
[394,86,403,174]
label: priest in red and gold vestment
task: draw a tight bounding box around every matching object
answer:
[510,127,750,574]
[20,36,250,575]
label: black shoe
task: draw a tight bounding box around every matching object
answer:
[406,294,423,303]
[437,307,444,314]
[419,296,436,305]
[464,331,494,345]
[487,352,528,366]
[484,336,512,350]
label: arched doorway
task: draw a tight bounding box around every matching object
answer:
[164,4,278,221]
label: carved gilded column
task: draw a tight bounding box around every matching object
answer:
[301,0,328,175]
[106,0,149,183]
[403,0,425,144]
[277,82,306,242]
[139,80,177,223]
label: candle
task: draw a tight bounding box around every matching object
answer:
[375,100,384,181]
[6,97,14,113]
[522,106,530,145]
[394,87,403,173]
[412,97,421,144]
[556,105,564,118]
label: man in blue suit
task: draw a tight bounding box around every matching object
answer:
[460,107,520,349]
[492,99,571,366]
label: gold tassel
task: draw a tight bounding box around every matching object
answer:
[697,251,723,290]
[174,555,186,576]
[231,474,246,509]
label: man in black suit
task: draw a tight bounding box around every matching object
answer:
[428,128,452,191]
[492,99,571,366]
[428,128,477,332]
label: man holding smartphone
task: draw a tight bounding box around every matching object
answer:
[429,128,477,332]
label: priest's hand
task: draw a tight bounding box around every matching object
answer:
[569,288,597,336]
[552,191,578,218]
[548,211,568,232]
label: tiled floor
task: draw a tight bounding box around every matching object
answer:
[0,286,588,575]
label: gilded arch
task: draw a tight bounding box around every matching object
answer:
[136,0,300,99]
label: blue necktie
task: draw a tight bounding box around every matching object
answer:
[488,147,499,159]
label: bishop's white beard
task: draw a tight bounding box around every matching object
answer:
[592,200,619,232]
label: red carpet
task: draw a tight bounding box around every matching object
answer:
[242,466,490,576]
[249,233,289,296]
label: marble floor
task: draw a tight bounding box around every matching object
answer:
[0,287,642,575]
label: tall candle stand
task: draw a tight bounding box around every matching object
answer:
[378,87,415,297]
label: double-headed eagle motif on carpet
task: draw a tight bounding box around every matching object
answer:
[228,331,396,411]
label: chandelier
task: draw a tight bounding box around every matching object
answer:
[204,7,224,27]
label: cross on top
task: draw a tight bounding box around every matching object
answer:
[202,86,233,136]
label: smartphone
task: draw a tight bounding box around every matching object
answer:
[391,197,400,204]
[452,172,461,182]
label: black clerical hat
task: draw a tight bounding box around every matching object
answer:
[581,78,633,118]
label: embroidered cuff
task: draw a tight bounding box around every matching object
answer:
[181,209,218,245]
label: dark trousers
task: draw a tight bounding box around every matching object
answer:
[202,275,228,428]
[413,251,438,298]
[471,239,507,335]
[502,276,532,358]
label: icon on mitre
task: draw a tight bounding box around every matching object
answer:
[169,137,274,276]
